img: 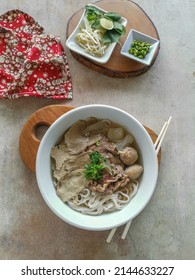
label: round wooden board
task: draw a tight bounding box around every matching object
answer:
[19,105,161,172]
[66,0,160,78]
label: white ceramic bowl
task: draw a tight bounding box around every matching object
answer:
[36,104,158,231]
[121,29,160,65]
[66,5,127,64]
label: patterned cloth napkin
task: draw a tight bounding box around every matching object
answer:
[0,10,72,99]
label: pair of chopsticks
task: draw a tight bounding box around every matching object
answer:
[154,116,172,155]
[106,116,172,243]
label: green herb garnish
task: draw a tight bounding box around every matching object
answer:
[95,140,100,146]
[84,151,108,181]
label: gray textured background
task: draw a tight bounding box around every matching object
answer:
[0,0,194,259]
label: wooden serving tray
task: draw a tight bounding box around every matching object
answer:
[19,105,161,172]
[66,0,160,78]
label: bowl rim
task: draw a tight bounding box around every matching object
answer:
[36,104,158,231]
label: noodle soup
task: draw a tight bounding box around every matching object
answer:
[51,117,143,215]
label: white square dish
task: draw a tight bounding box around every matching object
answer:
[66,5,128,64]
[120,29,160,66]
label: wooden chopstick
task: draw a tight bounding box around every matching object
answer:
[154,122,167,149]
[155,116,172,155]
[121,220,132,239]
[106,227,117,243]
[106,116,172,243]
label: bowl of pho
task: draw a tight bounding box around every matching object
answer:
[36,104,158,231]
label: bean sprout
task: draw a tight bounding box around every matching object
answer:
[76,23,108,57]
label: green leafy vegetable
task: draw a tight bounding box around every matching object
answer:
[101,31,112,44]
[113,21,125,34]
[105,12,121,22]
[103,29,124,45]
[85,5,103,15]
[91,19,101,30]
[85,5,126,45]
[85,5,103,22]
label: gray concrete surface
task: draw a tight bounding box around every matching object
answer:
[0,0,195,259]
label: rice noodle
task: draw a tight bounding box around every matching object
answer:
[67,180,138,215]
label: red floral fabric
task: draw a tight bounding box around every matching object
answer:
[0,10,72,99]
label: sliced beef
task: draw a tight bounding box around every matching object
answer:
[65,120,88,154]
[83,119,111,135]
[56,169,87,202]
